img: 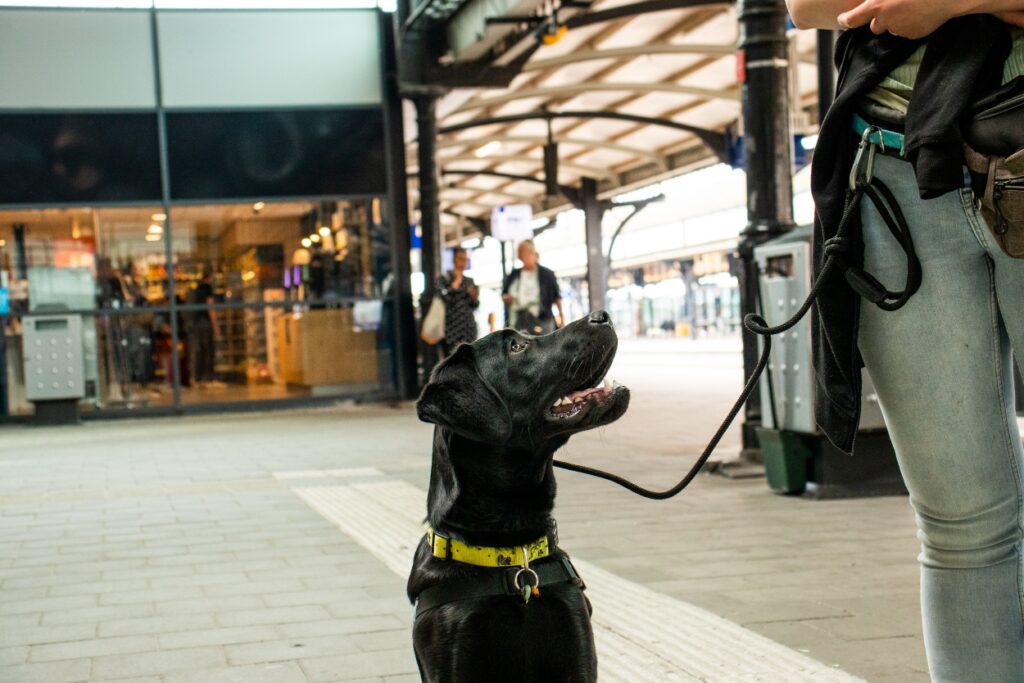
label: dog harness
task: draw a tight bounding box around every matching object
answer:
[415,527,586,616]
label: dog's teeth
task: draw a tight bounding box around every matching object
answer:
[603,379,612,390]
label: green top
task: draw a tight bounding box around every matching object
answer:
[866,27,1024,112]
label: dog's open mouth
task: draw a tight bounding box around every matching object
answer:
[547,377,627,420]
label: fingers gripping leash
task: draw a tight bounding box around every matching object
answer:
[553,127,920,499]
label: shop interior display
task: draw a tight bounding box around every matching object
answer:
[0,199,391,415]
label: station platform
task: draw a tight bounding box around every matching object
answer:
[0,338,936,682]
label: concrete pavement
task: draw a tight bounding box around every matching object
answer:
[0,338,933,682]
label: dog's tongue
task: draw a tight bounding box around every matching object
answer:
[566,386,604,402]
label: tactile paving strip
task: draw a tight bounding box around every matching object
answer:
[281,468,867,683]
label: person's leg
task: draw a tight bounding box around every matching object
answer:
[857,154,1024,682]
[187,326,201,385]
[199,321,214,383]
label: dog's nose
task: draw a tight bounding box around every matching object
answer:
[588,310,610,325]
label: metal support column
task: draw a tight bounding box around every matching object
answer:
[381,12,418,399]
[581,177,606,314]
[415,94,443,377]
[737,0,796,458]
[816,29,836,125]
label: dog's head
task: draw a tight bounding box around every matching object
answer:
[417,311,629,447]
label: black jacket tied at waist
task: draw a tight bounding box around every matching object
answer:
[812,18,1012,453]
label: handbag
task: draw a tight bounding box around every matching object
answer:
[420,295,445,345]
[963,76,1024,258]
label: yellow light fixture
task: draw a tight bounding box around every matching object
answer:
[542,24,568,46]
[309,233,321,243]
[252,201,266,213]
[147,224,163,235]
[151,212,167,221]
[145,234,161,242]
[0,240,6,247]
[301,237,312,248]
[241,270,256,282]
[318,226,331,237]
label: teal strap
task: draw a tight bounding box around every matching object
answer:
[852,113,905,155]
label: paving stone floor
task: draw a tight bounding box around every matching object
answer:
[0,337,961,682]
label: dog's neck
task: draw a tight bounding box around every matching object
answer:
[426,428,569,548]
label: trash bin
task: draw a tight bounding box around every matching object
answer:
[754,227,904,498]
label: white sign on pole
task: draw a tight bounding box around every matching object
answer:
[490,204,534,242]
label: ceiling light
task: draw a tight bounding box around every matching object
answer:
[475,140,502,158]
[301,238,312,248]
[145,234,161,242]
[252,201,266,213]
[800,134,819,151]
[309,234,321,243]
[318,226,331,237]
[147,224,163,235]
[151,212,167,221]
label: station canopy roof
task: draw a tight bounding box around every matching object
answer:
[406,0,824,241]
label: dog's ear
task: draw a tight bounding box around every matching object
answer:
[417,344,512,443]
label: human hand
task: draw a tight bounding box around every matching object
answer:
[837,0,960,38]
[996,10,1024,28]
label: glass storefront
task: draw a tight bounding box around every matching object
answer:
[0,199,396,416]
[604,256,741,339]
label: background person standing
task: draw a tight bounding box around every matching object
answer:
[501,240,564,335]
[439,247,479,357]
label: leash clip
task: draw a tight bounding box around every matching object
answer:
[514,545,541,603]
[849,125,880,191]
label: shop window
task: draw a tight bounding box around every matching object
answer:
[0,113,161,205]
[165,109,386,201]
[0,207,170,316]
[169,199,394,406]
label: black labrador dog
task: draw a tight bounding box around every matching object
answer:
[408,310,630,682]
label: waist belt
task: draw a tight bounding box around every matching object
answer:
[852,112,906,157]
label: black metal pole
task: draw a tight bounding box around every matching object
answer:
[381,12,418,400]
[499,240,509,326]
[581,177,606,314]
[816,29,836,126]
[150,7,182,411]
[415,94,443,376]
[0,316,6,417]
[737,0,796,458]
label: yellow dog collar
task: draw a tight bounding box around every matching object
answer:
[426,526,552,568]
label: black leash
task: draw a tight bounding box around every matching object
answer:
[552,129,921,500]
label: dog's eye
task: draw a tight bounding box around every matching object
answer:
[510,339,529,354]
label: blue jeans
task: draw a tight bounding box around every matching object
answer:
[858,152,1024,681]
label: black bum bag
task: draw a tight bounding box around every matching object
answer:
[963,76,1024,258]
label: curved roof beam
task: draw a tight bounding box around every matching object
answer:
[432,135,667,169]
[523,43,735,72]
[441,169,581,205]
[449,82,739,116]
[438,110,727,161]
[438,186,537,204]
[565,0,735,29]
[439,154,613,179]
